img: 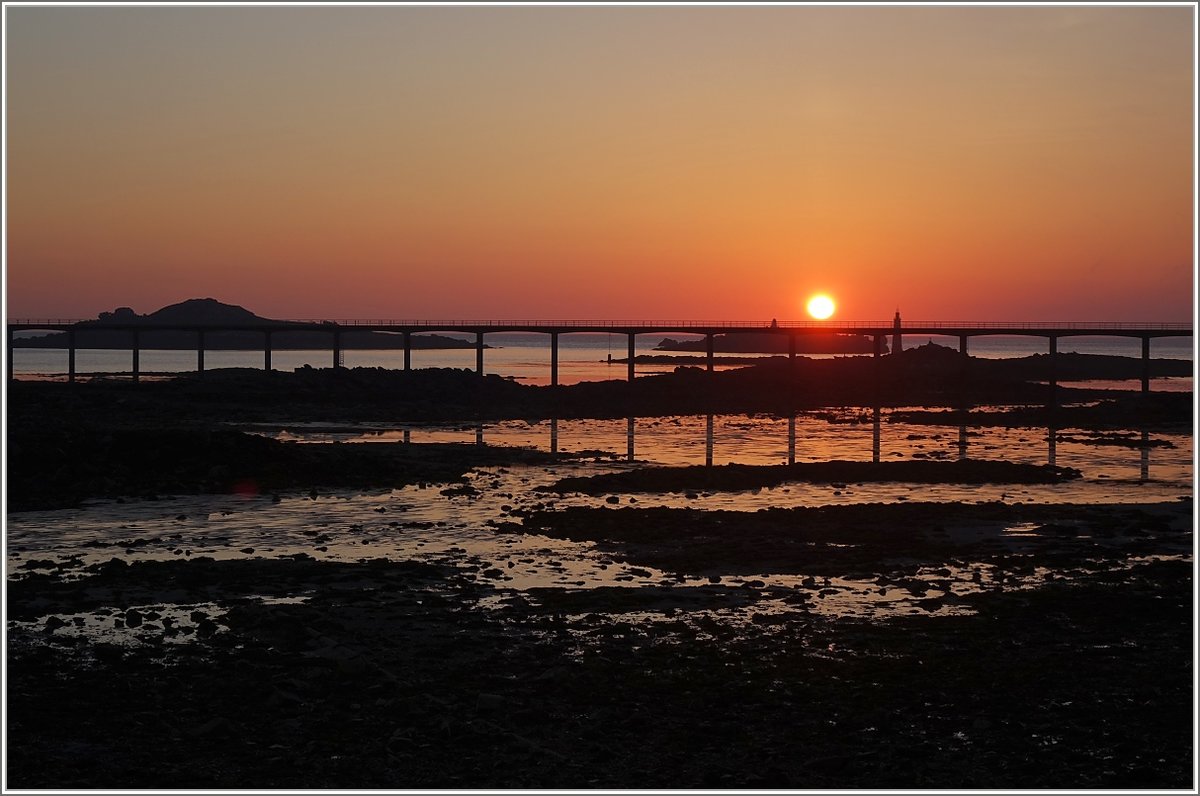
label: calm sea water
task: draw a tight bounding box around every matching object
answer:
[11,332,1195,388]
[7,410,1192,629]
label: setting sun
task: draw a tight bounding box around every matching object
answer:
[806,294,836,320]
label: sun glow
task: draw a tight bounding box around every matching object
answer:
[806,294,836,320]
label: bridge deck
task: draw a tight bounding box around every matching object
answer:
[7,319,1195,337]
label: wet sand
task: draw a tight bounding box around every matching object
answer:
[5,364,1194,788]
[7,504,1192,788]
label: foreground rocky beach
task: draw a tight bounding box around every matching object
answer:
[5,361,1194,788]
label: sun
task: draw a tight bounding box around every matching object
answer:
[806,294,836,320]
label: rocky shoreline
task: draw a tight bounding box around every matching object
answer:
[7,506,1192,788]
[5,360,1194,789]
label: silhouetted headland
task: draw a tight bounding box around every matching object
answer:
[14,298,481,350]
[655,330,880,354]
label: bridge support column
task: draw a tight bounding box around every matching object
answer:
[873,334,883,400]
[958,335,969,399]
[706,333,714,373]
[264,330,272,372]
[6,328,13,382]
[68,330,76,384]
[333,329,341,369]
[132,329,140,383]
[1141,337,1151,393]
[626,416,635,461]
[627,334,635,382]
[550,332,559,386]
[197,329,206,374]
[476,333,484,376]
[788,333,796,363]
[403,332,411,371]
[1048,335,1057,408]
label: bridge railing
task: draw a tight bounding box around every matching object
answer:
[7,318,1194,331]
[278,319,1195,330]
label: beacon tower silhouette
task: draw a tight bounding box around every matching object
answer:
[892,310,902,355]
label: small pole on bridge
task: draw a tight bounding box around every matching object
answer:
[197,329,206,375]
[403,332,411,371]
[550,332,559,386]
[132,329,140,383]
[1141,336,1151,394]
[476,332,484,376]
[264,330,273,372]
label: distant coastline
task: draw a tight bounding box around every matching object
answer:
[12,298,481,351]
[655,332,882,354]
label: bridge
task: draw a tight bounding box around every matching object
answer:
[6,318,1194,391]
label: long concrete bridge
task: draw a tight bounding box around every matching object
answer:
[6,318,1193,391]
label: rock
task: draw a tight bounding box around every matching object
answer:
[43,616,68,632]
[188,716,234,738]
[124,609,144,628]
[605,496,620,504]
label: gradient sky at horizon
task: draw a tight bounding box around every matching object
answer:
[5,5,1195,321]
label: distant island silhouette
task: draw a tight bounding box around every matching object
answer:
[13,298,480,350]
[655,330,883,354]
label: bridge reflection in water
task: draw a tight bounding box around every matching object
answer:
[473,413,1159,478]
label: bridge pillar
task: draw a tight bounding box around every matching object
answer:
[627,334,635,382]
[476,333,484,376]
[403,332,411,371]
[68,330,76,384]
[706,333,714,373]
[1141,336,1151,393]
[958,335,969,401]
[132,329,140,383]
[333,329,342,369]
[6,328,13,382]
[788,333,796,363]
[1048,335,1057,407]
[197,329,206,374]
[550,332,559,386]
[264,330,272,372]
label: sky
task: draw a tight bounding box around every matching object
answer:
[4,4,1195,321]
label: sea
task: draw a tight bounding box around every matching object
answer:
[7,329,1194,634]
[10,332,1196,390]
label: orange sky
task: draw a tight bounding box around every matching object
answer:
[5,6,1195,321]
